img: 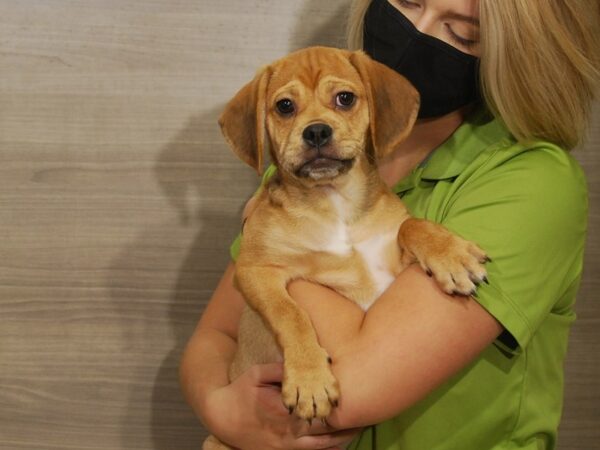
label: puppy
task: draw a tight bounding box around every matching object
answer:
[204,46,488,449]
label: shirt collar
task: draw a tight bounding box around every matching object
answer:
[394,107,514,194]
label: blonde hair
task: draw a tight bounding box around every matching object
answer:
[347,0,600,149]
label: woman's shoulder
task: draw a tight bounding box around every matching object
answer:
[457,109,588,198]
[478,138,587,196]
[447,136,590,235]
[495,137,583,167]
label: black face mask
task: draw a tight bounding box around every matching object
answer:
[363,0,481,118]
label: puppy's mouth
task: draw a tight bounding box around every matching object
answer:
[295,156,355,180]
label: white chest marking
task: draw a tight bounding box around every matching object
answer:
[354,231,397,309]
[320,221,352,255]
[319,190,397,309]
[319,190,353,256]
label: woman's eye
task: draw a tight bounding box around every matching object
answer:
[396,0,421,9]
[445,24,479,49]
[335,92,356,108]
[276,98,295,116]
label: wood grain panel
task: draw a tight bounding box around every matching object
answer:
[0,1,348,449]
[0,1,597,449]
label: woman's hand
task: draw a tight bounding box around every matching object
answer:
[203,362,361,450]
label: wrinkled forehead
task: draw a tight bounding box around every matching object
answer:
[266,49,364,99]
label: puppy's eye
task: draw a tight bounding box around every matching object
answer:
[335,92,356,109]
[276,98,295,116]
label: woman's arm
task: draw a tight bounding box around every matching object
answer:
[181,261,501,436]
[179,263,361,449]
[288,264,503,430]
[179,263,244,420]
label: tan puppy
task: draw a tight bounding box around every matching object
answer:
[204,46,488,449]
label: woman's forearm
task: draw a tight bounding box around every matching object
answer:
[288,264,502,430]
[179,262,246,423]
[179,326,237,421]
[286,281,366,362]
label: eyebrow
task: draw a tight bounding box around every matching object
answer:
[321,76,360,91]
[273,81,303,99]
[446,12,480,27]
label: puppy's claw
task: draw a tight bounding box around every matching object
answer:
[452,288,477,297]
[288,406,294,415]
[483,276,490,285]
[327,356,332,364]
[325,387,337,409]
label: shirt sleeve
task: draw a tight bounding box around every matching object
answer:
[439,145,588,353]
[229,164,278,262]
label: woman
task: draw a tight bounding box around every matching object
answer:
[180,0,600,448]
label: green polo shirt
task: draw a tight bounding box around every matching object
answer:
[230,108,588,450]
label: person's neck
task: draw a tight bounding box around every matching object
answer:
[378,106,471,187]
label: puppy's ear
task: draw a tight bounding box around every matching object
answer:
[349,51,420,159]
[218,66,271,175]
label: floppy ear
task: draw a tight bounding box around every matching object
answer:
[349,51,420,160]
[218,66,271,175]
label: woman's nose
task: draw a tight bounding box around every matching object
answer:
[412,13,438,36]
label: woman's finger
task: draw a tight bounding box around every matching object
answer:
[292,427,361,449]
[251,362,284,385]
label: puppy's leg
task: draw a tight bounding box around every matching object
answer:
[398,218,489,295]
[235,264,340,421]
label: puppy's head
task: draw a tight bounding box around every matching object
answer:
[219,47,419,183]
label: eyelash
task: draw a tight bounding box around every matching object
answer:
[396,0,478,49]
[445,24,478,48]
[397,0,418,7]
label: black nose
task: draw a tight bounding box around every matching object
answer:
[302,123,333,148]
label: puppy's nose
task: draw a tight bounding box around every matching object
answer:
[302,123,333,148]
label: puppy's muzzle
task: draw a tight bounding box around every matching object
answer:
[296,123,355,179]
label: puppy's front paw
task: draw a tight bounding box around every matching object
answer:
[282,348,339,422]
[399,218,490,296]
[422,235,489,296]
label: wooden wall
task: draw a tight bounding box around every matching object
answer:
[0,1,597,449]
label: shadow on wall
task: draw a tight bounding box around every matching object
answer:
[107,106,255,449]
[150,107,255,449]
[142,1,352,448]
